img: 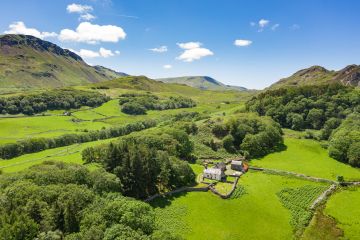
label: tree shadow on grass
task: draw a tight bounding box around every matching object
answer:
[149,191,189,208]
[273,143,288,153]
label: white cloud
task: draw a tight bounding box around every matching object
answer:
[176,42,213,62]
[67,3,96,21]
[67,3,93,13]
[271,24,280,31]
[76,49,100,58]
[177,42,201,50]
[59,22,126,44]
[80,13,96,21]
[234,39,252,47]
[4,21,57,39]
[69,47,117,58]
[290,24,300,30]
[259,19,270,28]
[99,47,114,57]
[163,64,172,69]
[149,46,168,53]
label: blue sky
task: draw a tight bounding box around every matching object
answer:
[1,0,360,89]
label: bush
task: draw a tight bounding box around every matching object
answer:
[119,93,196,115]
[121,102,147,115]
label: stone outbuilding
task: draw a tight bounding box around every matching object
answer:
[231,160,243,171]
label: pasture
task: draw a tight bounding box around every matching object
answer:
[251,137,360,181]
[152,171,327,240]
[324,187,360,239]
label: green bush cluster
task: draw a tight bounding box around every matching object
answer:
[119,93,196,115]
[82,129,196,199]
[0,120,157,159]
[0,89,110,115]
[212,115,283,158]
[0,162,179,240]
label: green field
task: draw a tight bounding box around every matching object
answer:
[251,137,360,181]
[324,188,360,239]
[152,171,328,240]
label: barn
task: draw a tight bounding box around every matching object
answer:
[231,160,243,171]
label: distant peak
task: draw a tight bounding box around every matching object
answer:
[0,34,83,62]
[295,65,329,76]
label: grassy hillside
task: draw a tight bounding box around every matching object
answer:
[269,65,360,89]
[0,34,126,90]
[156,76,247,91]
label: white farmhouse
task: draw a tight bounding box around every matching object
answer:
[203,168,225,181]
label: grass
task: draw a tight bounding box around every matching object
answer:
[0,137,117,172]
[277,185,327,235]
[251,137,360,181]
[214,182,233,194]
[323,187,360,239]
[152,171,326,240]
[302,205,343,240]
[0,115,110,144]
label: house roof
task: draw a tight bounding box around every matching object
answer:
[204,168,222,175]
[231,160,243,165]
[215,162,226,168]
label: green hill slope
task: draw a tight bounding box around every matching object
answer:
[269,65,360,89]
[156,76,247,91]
[0,34,127,90]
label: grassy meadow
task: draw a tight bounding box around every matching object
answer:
[152,171,328,240]
[251,137,360,181]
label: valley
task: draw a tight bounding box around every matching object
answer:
[0,23,359,240]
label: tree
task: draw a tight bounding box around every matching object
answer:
[222,135,236,153]
[286,113,304,130]
[306,108,325,129]
[121,102,147,115]
[348,142,360,167]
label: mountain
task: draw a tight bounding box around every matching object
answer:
[0,34,127,89]
[269,65,360,89]
[156,76,247,91]
[90,75,203,94]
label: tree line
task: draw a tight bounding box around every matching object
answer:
[0,120,157,159]
[0,89,110,115]
[119,93,197,115]
[246,84,360,140]
[0,161,180,240]
[82,129,196,199]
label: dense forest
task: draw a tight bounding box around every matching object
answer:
[0,161,179,240]
[0,120,157,159]
[328,113,360,167]
[82,129,196,199]
[246,84,360,166]
[0,89,110,115]
[246,84,359,135]
[119,93,197,115]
